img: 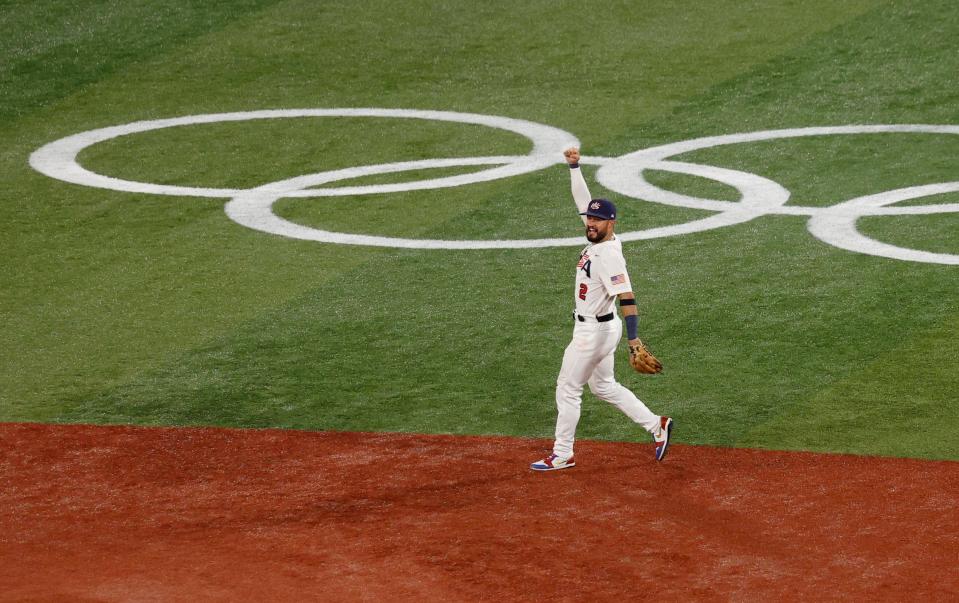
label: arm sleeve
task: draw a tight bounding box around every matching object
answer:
[570,166,591,225]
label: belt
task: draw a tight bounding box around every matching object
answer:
[574,312,615,323]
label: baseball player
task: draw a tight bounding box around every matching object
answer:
[531,147,673,471]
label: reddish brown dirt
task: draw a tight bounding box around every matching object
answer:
[1,423,957,602]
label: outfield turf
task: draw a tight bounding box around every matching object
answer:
[2,0,958,460]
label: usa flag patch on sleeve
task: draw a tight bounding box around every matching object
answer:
[611,274,627,285]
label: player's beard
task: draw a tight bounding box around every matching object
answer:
[586,223,607,243]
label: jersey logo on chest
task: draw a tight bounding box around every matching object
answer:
[577,252,591,278]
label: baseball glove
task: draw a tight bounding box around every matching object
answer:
[628,341,663,374]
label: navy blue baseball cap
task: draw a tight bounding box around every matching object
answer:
[580,198,617,220]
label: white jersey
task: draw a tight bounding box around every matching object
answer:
[568,165,632,317]
[574,237,632,318]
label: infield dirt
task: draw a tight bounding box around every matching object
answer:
[1,423,956,601]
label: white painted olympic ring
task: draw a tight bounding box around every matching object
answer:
[596,124,959,264]
[28,109,959,263]
[29,108,578,198]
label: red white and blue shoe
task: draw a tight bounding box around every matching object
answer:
[530,453,575,471]
[654,416,673,461]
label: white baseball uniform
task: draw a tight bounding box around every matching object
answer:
[552,166,662,460]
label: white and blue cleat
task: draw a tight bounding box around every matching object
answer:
[654,416,673,462]
[530,453,576,471]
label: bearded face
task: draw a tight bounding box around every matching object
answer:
[585,215,614,243]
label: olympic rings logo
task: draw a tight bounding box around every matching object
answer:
[29,108,959,264]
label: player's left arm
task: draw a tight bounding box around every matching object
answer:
[618,291,663,373]
[599,254,655,352]
[617,292,642,346]
[597,256,639,342]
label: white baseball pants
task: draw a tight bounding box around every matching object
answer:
[553,318,660,459]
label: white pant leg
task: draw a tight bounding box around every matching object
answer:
[553,321,622,458]
[587,333,661,434]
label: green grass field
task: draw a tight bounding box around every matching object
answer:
[3,0,958,460]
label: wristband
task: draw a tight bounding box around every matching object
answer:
[625,314,639,340]
[568,162,580,169]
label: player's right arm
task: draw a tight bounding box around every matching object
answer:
[564,147,590,225]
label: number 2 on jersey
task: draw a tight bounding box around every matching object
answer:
[578,283,588,300]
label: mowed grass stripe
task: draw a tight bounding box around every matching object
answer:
[0,0,284,122]
[1,198,366,421]
[53,246,572,435]
[742,311,959,460]
[628,0,959,146]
